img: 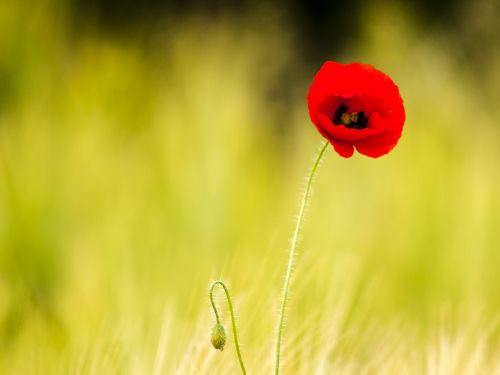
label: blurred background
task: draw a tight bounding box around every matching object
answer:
[1,0,500,373]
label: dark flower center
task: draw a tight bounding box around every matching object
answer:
[332,104,368,130]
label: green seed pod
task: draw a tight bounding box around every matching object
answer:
[210,323,226,351]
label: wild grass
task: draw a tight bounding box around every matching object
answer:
[0,0,499,373]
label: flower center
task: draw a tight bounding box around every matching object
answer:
[332,104,368,130]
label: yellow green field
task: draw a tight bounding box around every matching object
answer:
[0,1,499,373]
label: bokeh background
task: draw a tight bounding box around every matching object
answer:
[1,0,500,373]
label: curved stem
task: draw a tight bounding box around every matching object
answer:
[274,141,329,375]
[210,280,248,375]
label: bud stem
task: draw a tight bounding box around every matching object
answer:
[209,280,247,374]
[274,141,329,375]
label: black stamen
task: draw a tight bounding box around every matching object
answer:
[332,104,349,125]
[350,111,368,130]
[331,104,368,130]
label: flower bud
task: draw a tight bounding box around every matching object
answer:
[210,323,226,351]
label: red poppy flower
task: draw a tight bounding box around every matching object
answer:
[307,61,405,158]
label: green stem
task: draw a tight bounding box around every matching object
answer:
[210,280,248,375]
[274,141,329,375]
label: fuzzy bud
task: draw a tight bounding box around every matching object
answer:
[210,323,226,351]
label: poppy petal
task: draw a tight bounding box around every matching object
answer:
[330,139,355,158]
[307,61,405,158]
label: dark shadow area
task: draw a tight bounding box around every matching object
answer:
[70,0,468,60]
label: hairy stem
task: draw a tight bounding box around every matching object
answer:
[210,280,247,375]
[274,141,329,375]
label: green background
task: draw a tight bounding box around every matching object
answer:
[0,0,499,373]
